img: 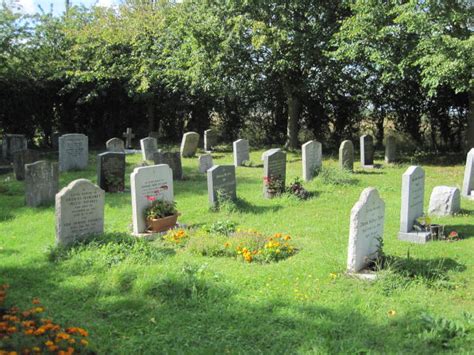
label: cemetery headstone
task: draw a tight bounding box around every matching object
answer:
[263,149,286,198]
[58,134,88,172]
[131,164,174,234]
[261,148,281,161]
[207,165,237,207]
[106,138,125,153]
[55,179,105,246]
[13,149,41,181]
[347,187,385,274]
[360,135,375,168]
[122,128,135,149]
[25,160,58,207]
[153,151,183,180]
[339,140,354,171]
[385,136,397,163]
[180,132,200,157]
[97,152,126,192]
[302,140,322,181]
[2,134,27,161]
[140,137,158,161]
[149,131,159,140]
[398,166,430,243]
[233,139,250,166]
[428,186,461,216]
[204,129,218,151]
[199,154,214,173]
[462,148,474,198]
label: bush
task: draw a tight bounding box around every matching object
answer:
[286,177,312,200]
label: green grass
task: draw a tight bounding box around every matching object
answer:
[1,149,473,353]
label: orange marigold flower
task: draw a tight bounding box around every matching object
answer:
[32,298,41,305]
[48,346,58,352]
[22,311,31,318]
[68,338,76,344]
[7,326,17,334]
[56,332,70,340]
[24,329,34,335]
[283,235,291,241]
[45,340,54,347]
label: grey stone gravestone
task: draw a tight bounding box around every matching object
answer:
[58,134,88,172]
[140,137,158,161]
[385,136,397,163]
[339,140,354,171]
[180,132,200,157]
[131,165,174,234]
[106,138,125,153]
[398,166,430,243]
[2,134,27,161]
[302,140,322,181]
[347,187,385,274]
[149,131,159,140]
[199,154,213,173]
[263,149,286,198]
[207,165,237,207]
[233,139,250,166]
[462,148,474,199]
[13,149,41,181]
[55,179,105,246]
[204,129,218,151]
[51,133,60,150]
[97,152,126,192]
[428,186,461,216]
[261,148,281,161]
[123,128,135,149]
[153,151,183,180]
[25,160,58,207]
[360,135,375,168]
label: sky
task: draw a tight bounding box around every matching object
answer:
[14,0,121,15]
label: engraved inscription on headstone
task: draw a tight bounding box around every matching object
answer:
[58,134,88,172]
[207,165,237,207]
[55,179,105,246]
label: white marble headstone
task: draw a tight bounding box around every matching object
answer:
[347,187,385,273]
[131,165,174,234]
[55,179,104,246]
[233,139,250,166]
[302,140,322,181]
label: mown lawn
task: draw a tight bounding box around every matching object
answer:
[1,148,473,353]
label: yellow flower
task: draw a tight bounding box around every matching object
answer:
[329,273,337,280]
[45,340,54,346]
[224,242,230,248]
[284,235,291,241]
[388,310,396,317]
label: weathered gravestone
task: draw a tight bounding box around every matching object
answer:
[140,137,158,161]
[131,165,174,234]
[385,136,397,164]
[347,187,385,274]
[302,140,322,181]
[263,149,286,198]
[149,131,159,140]
[55,179,105,246]
[122,128,135,149]
[199,154,213,173]
[25,160,58,207]
[398,166,431,243]
[261,148,281,161]
[58,134,88,172]
[360,135,375,168]
[2,134,27,161]
[207,165,237,207]
[13,149,41,180]
[97,152,126,192]
[106,138,125,153]
[153,151,183,180]
[339,140,354,171]
[204,129,218,151]
[180,132,200,157]
[233,139,250,166]
[428,186,461,216]
[462,148,474,199]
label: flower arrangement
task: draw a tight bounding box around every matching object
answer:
[446,230,462,241]
[145,197,177,220]
[0,284,91,354]
[286,177,311,200]
[232,232,296,263]
[263,175,285,197]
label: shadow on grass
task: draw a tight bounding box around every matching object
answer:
[444,224,474,239]
[399,152,465,167]
[354,169,385,175]
[1,260,464,353]
[226,197,283,215]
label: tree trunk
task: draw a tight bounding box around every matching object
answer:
[466,89,474,150]
[285,92,301,150]
[147,100,155,133]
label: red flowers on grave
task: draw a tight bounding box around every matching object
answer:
[146,195,156,202]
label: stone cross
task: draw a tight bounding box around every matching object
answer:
[122,128,135,149]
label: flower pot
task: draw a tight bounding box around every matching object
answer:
[147,213,180,233]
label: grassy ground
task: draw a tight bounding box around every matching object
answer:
[1,148,473,354]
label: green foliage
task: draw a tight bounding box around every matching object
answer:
[418,312,471,348]
[204,220,237,236]
[145,199,177,219]
[316,166,357,186]
[286,177,311,200]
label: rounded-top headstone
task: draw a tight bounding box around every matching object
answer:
[106,138,125,153]
[339,140,354,171]
[180,132,200,157]
[428,186,461,216]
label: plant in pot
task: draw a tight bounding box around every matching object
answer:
[145,197,179,233]
[264,175,285,198]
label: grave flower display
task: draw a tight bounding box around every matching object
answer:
[144,197,179,233]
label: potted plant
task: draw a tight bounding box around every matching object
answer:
[145,197,179,233]
[264,175,285,198]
